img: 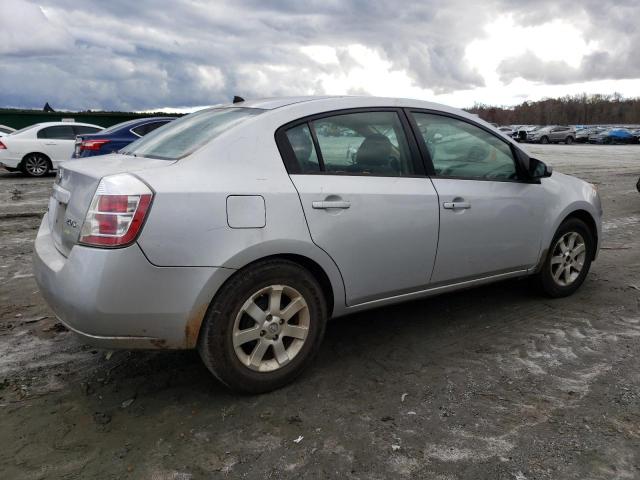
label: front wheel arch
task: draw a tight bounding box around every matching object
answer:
[561,210,598,261]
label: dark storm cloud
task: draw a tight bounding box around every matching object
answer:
[0,0,637,110]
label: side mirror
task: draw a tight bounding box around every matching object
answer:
[529,157,552,179]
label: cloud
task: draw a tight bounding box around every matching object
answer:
[0,0,74,56]
[0,0,639,110]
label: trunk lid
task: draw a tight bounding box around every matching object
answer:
[49,154,174,256]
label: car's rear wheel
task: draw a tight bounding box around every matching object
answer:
[21,153,51,177]
[198,259,328,393]
[565,136,574,144]
[536,218,595,297]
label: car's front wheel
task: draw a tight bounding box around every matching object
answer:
[21,153,51,177]
[540,136,550,144]
[536,218,595,297]
[198,259,328,393]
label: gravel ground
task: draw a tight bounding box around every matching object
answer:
[0,144,639,479]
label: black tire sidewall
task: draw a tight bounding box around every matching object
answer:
[22,154,50,177]
[198,260,327,393]
[539,218,595,297]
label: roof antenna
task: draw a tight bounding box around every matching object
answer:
[233,95,245,104]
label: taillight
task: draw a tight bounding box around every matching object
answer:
[0,141,6,149]
[79,174,153,247]
[80,139,110,151]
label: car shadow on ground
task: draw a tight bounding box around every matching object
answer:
[78,276,537,405]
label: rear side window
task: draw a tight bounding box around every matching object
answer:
[282,111,416,176]
[122,108,262,160]
[74,126,101,135]
[131,121,169,137]
[284,124,321,173]
[37,125,76,140]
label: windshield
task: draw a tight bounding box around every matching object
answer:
[121,108,263,160]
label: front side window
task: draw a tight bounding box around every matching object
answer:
[37,125,76,140]
[411,113,518,181]
[122,108,263,160]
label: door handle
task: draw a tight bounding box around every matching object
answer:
[45,142,57,145]
[312,200,351,209]
[443,201,471,209]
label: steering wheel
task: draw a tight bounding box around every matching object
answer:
[467,145,488,162]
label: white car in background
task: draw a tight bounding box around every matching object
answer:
[0,124,16,136]
[0,122,102,176]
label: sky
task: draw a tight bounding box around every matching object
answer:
[1,0,639,112]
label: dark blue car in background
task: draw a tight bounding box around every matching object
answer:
[72,117,176,158]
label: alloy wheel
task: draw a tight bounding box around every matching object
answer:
[232,284,310,372]
[24,155,49,176]
[550,231,586,287]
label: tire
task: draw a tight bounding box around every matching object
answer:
[198,259,328,393]
[540,136,549,144]
[565,136,574,145]
[536,218,595,298]
[21,153,51,177]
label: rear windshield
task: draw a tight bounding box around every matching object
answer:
[121,108,263,160]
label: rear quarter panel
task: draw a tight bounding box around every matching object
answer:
[135,123,347,314]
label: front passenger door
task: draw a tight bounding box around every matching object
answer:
[410,112,546,284]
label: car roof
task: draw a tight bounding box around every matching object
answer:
[32,122,103,128]
[211,95,493,129]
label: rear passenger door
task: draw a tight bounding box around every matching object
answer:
[277,109,440,306]
[37,125,77,164]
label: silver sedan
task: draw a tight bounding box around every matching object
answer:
[34,96,602,393]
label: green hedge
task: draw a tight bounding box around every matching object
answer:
[0,109,181,129]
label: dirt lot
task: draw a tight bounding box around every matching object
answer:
[0,144,639,479]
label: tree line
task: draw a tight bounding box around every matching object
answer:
[467,94,640,126]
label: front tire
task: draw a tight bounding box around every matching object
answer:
[198,259,328,393]
[540,136,550,144]
[536,218,595,298]
[21,153,51,177]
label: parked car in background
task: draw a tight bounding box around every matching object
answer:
[497,126,515,137]
[515,125,540,142]
[34,96,602,393]
[528,125,576,144]
[0,124,16,136]
[0,122,102,176]
[575,127,603,143]
[72,117,176,158]
[588,128,636,144]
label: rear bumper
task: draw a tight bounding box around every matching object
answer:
[33,213,235,349]
[0,157,21,169]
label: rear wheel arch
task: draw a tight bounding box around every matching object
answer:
[190,253,337,349]
[21,151,52,165]
[20,152,53,176]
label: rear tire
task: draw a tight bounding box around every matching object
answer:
[198,259,328,393]
[21,153,51,177]
[535,218,595,298]
[565,136,574,145]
